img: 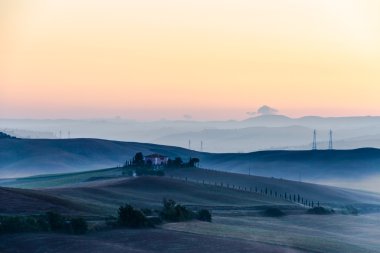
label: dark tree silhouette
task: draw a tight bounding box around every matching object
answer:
[133,152,145,167]
[118,204,149,228]
[197,209,212,222]
[188,157,200,167]
[70,218,88,234]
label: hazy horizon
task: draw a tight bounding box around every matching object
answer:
[2,112,380,121]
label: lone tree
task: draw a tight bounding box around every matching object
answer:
[188,157,200,167]
[174,157,183,166]
[132,152,145,167]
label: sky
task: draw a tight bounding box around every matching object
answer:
[1,0,380,120]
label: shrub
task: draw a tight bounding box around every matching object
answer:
[118,204,150,228]
[70,218,88,234]
[160,199,195,222]
[23,216,40,232]
[155,170,165,176]
[307,207,335,215]
[336,205,359,215]
[0,215,45,234]
[0,213,88,235]
[36,215,50,231]
[262,207,285,217]
[343,206,359,215]
[0,216,24,233]
[46,211,65,231]
[197,209,212,222]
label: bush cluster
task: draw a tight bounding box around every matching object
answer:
[116,199,212,229]
[160,199,212,222]
[160,199,195,222]
[0,212,88,235]
[197,209,212,222]
[0,216,43,233]
[341,206,359,215]
[117,204,152,228]
[262,207,286,217]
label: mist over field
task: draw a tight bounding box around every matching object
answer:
[318,175,380,193]
[2,114,380,153]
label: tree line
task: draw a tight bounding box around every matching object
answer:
[123,152,200,176]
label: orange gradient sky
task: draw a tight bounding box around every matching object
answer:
[1,0,380,120]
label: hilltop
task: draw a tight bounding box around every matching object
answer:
[1,138,380,186]
[0,132,15,139]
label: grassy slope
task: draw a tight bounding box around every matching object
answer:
[0,187,90,215]
[3,166,380,210]
[0,176,295,216]
[0,167,123,188]
[2,175,380,253]
[44,176,295,215]
[166,168,380,208]
[163,214,380,253]
[0,138,196,177]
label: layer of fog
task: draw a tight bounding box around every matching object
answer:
[317,175,380,193]
[2,114,380,152]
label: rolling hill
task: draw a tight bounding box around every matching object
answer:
[3,167,380,211]
[2,171,380,253]
[0,138,195,177]
[4,115,380,152]
[0,175,296,216]
[1,138,380,186]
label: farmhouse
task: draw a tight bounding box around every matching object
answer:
[144,154,169,166]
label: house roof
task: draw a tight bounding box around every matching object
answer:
[144,153,168,159]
